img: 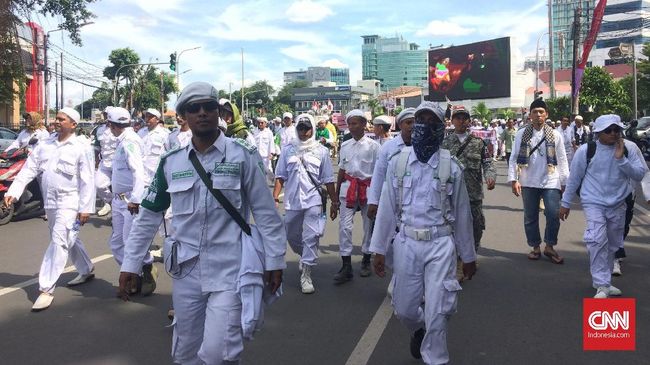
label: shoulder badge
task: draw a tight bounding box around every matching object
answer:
[233,138,257,154]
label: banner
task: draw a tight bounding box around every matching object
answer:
[575,0,608,96]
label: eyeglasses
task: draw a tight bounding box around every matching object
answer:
[185,100,220,114]
[601,125,622,135]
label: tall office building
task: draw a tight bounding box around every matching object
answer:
[591,0,650,66]
[550,0,596,69]
[361,35,428,90]
[283,66,350,86]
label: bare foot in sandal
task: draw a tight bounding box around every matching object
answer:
[543,246,564,264]
[527,246,541,260]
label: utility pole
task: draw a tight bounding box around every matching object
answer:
[548,0,556,98]
[632,42,638,119]
[571,6,582,116]
[160,72,164,116]
[60,53,64,108]
[241,48,245,119]
[54,61,59,112]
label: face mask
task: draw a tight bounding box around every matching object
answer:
[411,122,444,163]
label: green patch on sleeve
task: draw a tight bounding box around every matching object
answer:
[141,160,171,212]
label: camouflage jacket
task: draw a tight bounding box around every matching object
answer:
[442,133,496,201]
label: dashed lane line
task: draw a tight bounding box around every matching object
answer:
[0,254,114,298]
[345,296,394,365]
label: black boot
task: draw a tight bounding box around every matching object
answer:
[334,256,353,283]
[360,253,372,277]
[410,328,425,359]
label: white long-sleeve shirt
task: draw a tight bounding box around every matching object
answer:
[97,126,119,169]
[121,133,286,293]
[140,125,168,186]
[5,128,50,151]
[274,144,335,210]
[111,128,146,204]
[278,125,297,151]
[7,135,95,213]
[254,128,275,158]
[338,135,380,197]
[368,134,405,205]
[562,140,648,208]
[507,127,570,189]
[369,149,476,263]
[641,171,650,202]
[165,128,192,151]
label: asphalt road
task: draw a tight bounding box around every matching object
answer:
[0,160,649,365]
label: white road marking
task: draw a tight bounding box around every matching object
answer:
[635,203,650,217]
[345,296,394,365]
[0,254,113,297]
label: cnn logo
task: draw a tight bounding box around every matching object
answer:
[583,298,635,351]
[587,311,629,330]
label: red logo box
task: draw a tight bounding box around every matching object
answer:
[583,298,635,351]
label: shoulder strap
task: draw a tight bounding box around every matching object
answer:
[528,134,546,156]
[438,149,452,227]
[585,141,597,164]
[189,149,251,236]
[455,135,473,157]
[394,148,411,220]
[299,154,327,212]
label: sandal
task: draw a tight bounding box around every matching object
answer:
[544,249,564,264]
[527,250,541,260]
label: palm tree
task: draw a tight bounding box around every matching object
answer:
[471,102,492,126]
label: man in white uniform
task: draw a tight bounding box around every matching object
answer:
[273,114,337,294]
[108,107,157,296]
[556,117,574,165]
[372,115,393,145]
[560,114,648,298]
[140,108,169,186]
[278,112,297,151]
[165,115,192,151]
[118,82,286,364]
[371,101,476,364]
[254,117,275,182]
[4,108,95,311]
[334,109,380,282]
[95,107,119,216]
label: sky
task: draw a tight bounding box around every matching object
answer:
[33,0,550,110]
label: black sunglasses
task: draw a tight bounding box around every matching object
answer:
[296,123,312,131]
[601,125,622,135]
[185,100,220,114]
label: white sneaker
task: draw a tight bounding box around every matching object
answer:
[608,285,622,296]
[612,259,622,276]
[67,271,95,286]
[97,204,111,216]
[300,266,315,294]
[594,287,609,299]
[32,292,54,311]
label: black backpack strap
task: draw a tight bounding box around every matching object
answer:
[189,149,252,236]
[585,141,597,164]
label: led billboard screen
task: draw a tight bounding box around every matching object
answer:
[428,37,511,101]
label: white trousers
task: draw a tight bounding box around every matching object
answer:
[338,197,372,256]
[564,144,575,166]
[109,197,153,267]
[39,209,93,294]
[392,231,461,365]
[285,206,322,266]
[95,165,113,205]
[583,204,626,288]
[172,258,243,365]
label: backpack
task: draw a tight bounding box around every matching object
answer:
[576,141,628,196]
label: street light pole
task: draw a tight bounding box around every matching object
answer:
[113,62,169,105]
[175,46,200,93]
[548,0,556,98]
[535,32,548,96]
[632,42,638,119]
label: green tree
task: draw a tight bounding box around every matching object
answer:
[275,80,309,106]
[268,102,292,118]
[496,108,515,120]
[234,80,274,117]
[131,66,177,112]
[103,48,140,106]
[546,96,572,121]
[367,98,384,119]
[2,0,96,104]
[579,66,631,120]
[471,102,491,125]
[75,82,112,119]
[618,42,650,118]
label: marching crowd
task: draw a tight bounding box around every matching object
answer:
[3,81,650,364]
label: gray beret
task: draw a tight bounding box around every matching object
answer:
[415,101,445,124]
[396,107,416,124]
[176,81,220,114]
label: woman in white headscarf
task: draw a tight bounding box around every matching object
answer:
[272,113,338,294]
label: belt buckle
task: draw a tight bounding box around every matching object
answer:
[415,229,431,241]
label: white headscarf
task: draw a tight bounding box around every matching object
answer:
[293,113,319,154]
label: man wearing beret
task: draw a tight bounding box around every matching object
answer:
[141,108,169,187]
[508,99,570,264]
[372,115,393,145]
[4,108,96,311]
[560,114,647,298]
[119,82,286,364]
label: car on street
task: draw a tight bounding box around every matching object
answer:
[0,127,18,151]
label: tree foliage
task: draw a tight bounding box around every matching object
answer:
[579,66,631,120]
[275,80,308,106]
[617,42,650,118]
[546,96,571,121]
[471,102,491,124]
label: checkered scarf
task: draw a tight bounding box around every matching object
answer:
[516,124,557,174]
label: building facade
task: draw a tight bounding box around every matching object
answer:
[283,66,350,86]
[551,0,596,70]
[590,0,650,66]
[361,34,428,90]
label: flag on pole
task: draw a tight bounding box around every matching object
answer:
[575,0,607,96]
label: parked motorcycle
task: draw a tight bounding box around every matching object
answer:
[0,148,43,225]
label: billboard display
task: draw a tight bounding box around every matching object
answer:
[427,37,511,101]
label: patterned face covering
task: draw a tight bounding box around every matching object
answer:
[411,122,444,163]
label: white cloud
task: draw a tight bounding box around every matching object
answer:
[416,20,475,37]
[321,59,348,68]
[286,0,334,23]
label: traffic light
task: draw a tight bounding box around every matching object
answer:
[169,52,177,71]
